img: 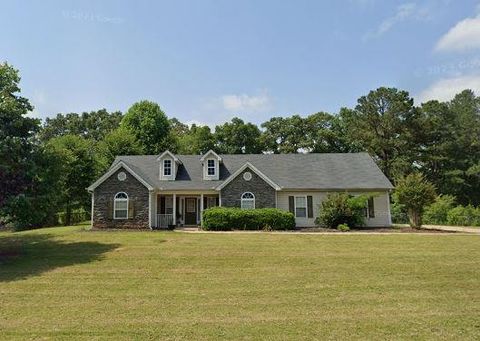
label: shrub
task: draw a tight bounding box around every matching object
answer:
[202,207,295,231]
[393,173,436,228]
[423,195,456,225]
[337,223,350,232]
[446,205,480,226]
[315,193,367,229]
[390,200,408,224]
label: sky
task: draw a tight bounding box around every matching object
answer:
[2,0,480,126]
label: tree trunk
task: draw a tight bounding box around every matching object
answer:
[65,202,72,226]
[408,209,422,229]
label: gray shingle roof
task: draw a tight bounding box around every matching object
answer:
[112,153,393,191]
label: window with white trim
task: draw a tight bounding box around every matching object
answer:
[207,196,217,208]
[241,192,255,209]
[163,159,172,176]
[114,192,128,219]
[165,196,173,214]
[207,159,215,176]
[295,196,307,218]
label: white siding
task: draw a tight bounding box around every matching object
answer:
[276,191,391,227]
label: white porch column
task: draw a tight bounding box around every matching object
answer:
[200,193,204,225]
[173,193,177,227]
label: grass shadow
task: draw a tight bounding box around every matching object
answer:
[0,233,119,282]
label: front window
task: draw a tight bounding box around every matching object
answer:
[163,159,172,176]
[165,196,173,214]
[114,192,128,219]
[295,196,307,218]
[207,159,215,176]
[241,192,255,209]
[207,196,217,208]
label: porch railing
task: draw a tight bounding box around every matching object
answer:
[156,214,174,228]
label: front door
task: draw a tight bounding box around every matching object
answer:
[185,198,197,225]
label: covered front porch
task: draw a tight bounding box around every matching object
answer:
[153,192,219,229]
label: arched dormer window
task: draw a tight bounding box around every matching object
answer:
[114,192,128,219]
[241,192,255,210]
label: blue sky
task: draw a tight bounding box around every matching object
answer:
[2,0,480,125]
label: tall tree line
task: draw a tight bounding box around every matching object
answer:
[1,62,480,229]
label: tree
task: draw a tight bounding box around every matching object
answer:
[446,90,480,205]
[47,135,97,226]
[413,91,480,205]
[2,145,64,229]
[215,117,263,154]
[261,115,306,153]
[177,124,215,154]
[40,109,123,141]
[96,127,144,171]
[303,112,360,153]
[394,173,436,228]
[0,62,40,208]
[341,87,418,181]
[121,100,172,154]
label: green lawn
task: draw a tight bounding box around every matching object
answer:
[1,226,479,340]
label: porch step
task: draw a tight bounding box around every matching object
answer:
[174,227,200,232]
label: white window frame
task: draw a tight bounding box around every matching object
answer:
[207,159,216,176]
[241,192,255,210]
[294,195,307,218]
[163,159,172,176]
[114,192,128,220]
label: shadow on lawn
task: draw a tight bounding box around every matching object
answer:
[0,233,119,282]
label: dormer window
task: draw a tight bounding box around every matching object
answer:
[200,149,222,180]
[157,151,181,181]
[207,159,215,176]
[163,159,172,176]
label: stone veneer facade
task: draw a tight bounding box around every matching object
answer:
[93,167,150,229]
[220,167,276,208]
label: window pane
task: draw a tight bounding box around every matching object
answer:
[241,200,254,210]
[164,160,172,175]
[115,192,127,199]
[295,196,306,207]
[296,207,307,218]
[207,197,216,208]
[242,192,254,199]
[115,209,128,218]
[116,201,127,210]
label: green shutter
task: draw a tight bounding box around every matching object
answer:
[368,197,375,218]
[307,196,313,218]
[288,196,295,214]
[128,199,135,219]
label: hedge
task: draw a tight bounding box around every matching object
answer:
[202,207,296,231]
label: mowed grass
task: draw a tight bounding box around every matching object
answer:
[0,226,479,340]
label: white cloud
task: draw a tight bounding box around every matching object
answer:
[435,14,480,52]
[416,74,480,102]
[221,91,272,112]
[363,2,430,41]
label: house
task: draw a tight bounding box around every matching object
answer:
[87,150,393,229]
